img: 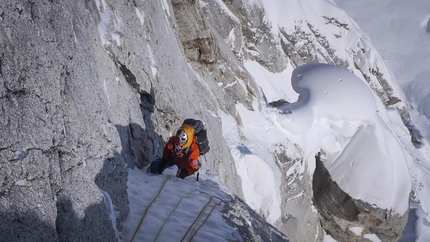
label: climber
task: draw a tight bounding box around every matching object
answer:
[148,123,200,179]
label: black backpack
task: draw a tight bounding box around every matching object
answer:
[182,119,210,155]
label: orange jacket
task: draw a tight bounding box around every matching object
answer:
[162,136,200,175]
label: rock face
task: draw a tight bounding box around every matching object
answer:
[0,0,245,240]
[0,0,411,241]
[313,153,407,242]
[223,196,290,242]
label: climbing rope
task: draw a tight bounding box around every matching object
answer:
[180,196,215,242]
[129,173,228,242]
[153,190,195,242]
[180,193,226,242]
[130,175,171,242]
[188,199,224,242]
[197,191,226,203]
[154,189,227,242]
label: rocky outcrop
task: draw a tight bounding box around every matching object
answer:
[223,195,289,242]
[201,0,287,73]
[171,0,215,64]
[0,1,126,240]
[172,0,259,116]
[313,153,408,241]
[274,144,324,242]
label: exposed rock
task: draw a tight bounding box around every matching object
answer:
[279,23,349,69]
[223,195,290,242]
[269,99,290,108]
[274,144,325,242]
[206,0,288,73]
[313,153,408,242]
[171,0,215,64]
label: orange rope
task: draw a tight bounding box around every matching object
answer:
[188,200,223,241]
[180,196,215,242]
[130,175,171,242]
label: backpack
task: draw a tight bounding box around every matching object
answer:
[182,119,210,155]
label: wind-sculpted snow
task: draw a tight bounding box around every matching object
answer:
[279,63,377,134]
[278,63,411,214]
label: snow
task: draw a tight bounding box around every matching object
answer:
[332,1,430,240]
[413,201,430,241]
[117,168,240,241]
[220,107,283,224]
[322,233,338,242]
[103,79,111,106]
[349,227,363,236]
[286,63,411,213]
[102,190,119,239]
[14,150,28,160]
[135,7,145,26]
[95,0,123,47]
[111,14,123,47]
[15,180,26,186]
[146,44,158,78]
[97,11,111,47]
[231,62,411,217]
[334,0,430,85]
[95,0,111,47]
[245,61,297,103]
[160,0,171,17]
[364,233,382,242]
[214,0,240,24]
[334,0,430,142]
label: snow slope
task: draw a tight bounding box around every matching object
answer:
[119,168,241,242]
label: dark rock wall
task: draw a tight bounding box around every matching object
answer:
[0,0,251,239]
[313,153,408,241]
[1,1,119,241]
[0,0,237,240]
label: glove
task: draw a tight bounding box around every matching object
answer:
[157,166,164,174]
[158,159,168,174]
[177,168,188,179]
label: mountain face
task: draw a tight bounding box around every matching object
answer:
[0,0,417,241]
